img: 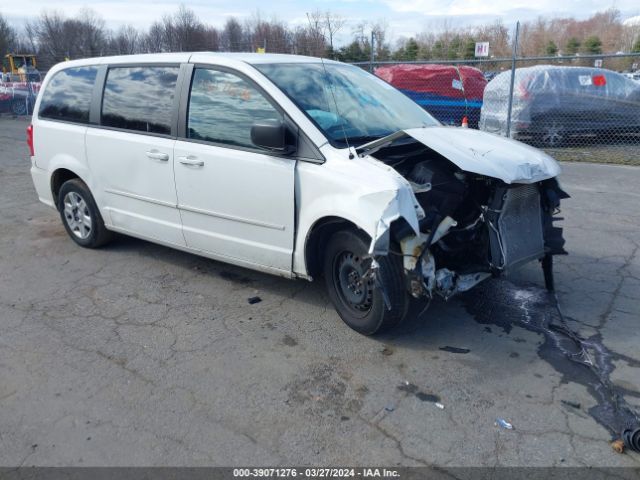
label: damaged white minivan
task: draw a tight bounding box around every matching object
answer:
[29,53,568,335]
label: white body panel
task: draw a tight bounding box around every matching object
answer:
[29,52,563,281]
[404,127,561,184]
[85,127,184,246]
[291,148,423,275]
[173,140,295,273]
[32,120,89,203]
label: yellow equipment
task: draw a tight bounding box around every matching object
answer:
[2,54,38,81]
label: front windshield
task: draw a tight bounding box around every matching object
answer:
[256,62,439,147]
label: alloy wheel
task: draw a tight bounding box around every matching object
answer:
[63,191,92,239]
[541,122,564,147]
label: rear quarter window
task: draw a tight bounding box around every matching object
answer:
[39,66,98,123]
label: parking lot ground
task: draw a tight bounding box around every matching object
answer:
[1,116,639,467]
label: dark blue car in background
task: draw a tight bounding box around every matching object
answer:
[480,65,640,147]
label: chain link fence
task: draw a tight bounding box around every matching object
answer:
[3,52,640,165]
[0,71,41,117]
[358,53,640,165]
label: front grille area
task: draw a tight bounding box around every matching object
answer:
[490,184,545,272]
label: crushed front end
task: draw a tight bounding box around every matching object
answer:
[361,129,569,302]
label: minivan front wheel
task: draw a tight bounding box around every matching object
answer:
[323,229,408,335]
[58,179,113,248]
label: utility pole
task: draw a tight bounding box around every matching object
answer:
[370,30,375,72]
[506,21,520,138]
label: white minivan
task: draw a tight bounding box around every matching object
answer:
[29,53,568,335]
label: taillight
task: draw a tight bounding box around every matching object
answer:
[517,74,534,100]
[593,75,606,87]
[517,85,528,99]
[27,124,34,157]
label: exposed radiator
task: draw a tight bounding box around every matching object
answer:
[489,184,545,272]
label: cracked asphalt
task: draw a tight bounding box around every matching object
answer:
[1,116,639,467]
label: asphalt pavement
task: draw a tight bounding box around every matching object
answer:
[1,116,639,467]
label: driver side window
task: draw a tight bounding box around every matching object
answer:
[187,68,282,149]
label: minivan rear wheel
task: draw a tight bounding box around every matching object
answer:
[323,229,408,335]
[58,179,113,248]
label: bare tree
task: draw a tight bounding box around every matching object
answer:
[0,12,17,55]
[323,11,346,51]
[371,20,390,60]
[474,19,510,57]
[621,22,640,53]
[519,8,627,56]
[141,5,210,53]
[306,10,327,55]
[221,17,245,51]
[246,11,292,53]
[291,26,314,56]
[171,4,207,51]
[252,19,290,53]
[144,21,164,52]
[109,25,141,55]
[75,8,108,56]
[11,4,637,70]
[25,11,69,65]
[203,26,220,51]
[25,8,108,67]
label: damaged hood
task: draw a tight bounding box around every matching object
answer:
[357,127,561,184]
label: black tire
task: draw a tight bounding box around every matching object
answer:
[58,178,113,248]
[11,98,27,116]
[323,229,408,335]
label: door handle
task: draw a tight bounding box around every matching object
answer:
[145,150,169,161]
[178,156,204,167]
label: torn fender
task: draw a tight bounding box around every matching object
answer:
[357,187,424,255]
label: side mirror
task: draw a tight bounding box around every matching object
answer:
[251,119,294,154]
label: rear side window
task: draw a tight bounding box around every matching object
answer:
[39,66,97,123]
[187,68,282,148]
[101,66,179,135]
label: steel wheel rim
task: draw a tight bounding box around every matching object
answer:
[542,122,564,147]
[12,100,27,116]
[63,191,92,239]
[332,250,374,317]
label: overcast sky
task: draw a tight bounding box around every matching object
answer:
[3,0,640,44]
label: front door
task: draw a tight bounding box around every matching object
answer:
[173,67,295,273]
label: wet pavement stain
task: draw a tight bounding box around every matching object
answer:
[439,346,471,354]
[282,335,298,347]
[461,278,640,443]
[398,383,441,403]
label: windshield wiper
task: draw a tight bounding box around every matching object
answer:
[337,135,388,146]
